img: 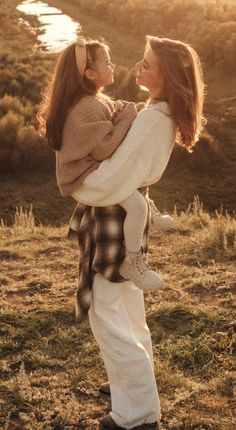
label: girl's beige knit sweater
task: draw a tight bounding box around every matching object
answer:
[56,95,137,197]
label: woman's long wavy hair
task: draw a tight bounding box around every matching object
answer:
[147,35,206,151]
[37,39,108,150]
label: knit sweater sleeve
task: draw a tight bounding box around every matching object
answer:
[60,98,137,163]
[56,97,137,197]
[71,106,176,206]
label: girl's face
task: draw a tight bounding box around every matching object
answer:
[91,47,115,88]
[135,46,164,96]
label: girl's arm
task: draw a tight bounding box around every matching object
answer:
[56,97,137,196]
[89,102,137,161]
[61,98,137,163]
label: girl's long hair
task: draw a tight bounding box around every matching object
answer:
[147,35,206,151]
[37,40,108,150]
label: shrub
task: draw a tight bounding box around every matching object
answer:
[0,94,24,116]
[0,110,24,150]
[174,196,236,258]
[174,195,212,231]
[201,212,236,256]
[14,205,36,231]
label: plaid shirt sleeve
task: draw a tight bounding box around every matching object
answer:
[67,188,150,322]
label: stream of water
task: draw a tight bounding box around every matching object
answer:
[17,0,81,52]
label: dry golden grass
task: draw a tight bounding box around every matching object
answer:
[0,202,235,429]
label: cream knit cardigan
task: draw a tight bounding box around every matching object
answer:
[71,101,176,206]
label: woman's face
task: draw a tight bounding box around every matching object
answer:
[136,46,164,95]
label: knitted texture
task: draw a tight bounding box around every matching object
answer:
[72,102,176,207]
[56,94,137,197]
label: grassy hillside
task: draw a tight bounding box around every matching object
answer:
[0,0,235,225]
[0,203,235,429]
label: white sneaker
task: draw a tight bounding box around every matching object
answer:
[119,249,163,291]
[149,199,173,230]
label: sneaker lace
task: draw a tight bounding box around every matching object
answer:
[149,199,161,216]
[135,252,148,275]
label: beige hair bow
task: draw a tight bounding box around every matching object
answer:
[75,36,87,77]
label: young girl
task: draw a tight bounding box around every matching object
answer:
[38,36,172,291]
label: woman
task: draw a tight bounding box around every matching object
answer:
[39,35,205,430]
[68,36,205,430]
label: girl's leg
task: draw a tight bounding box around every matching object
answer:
[119,191,163,291]
[88,273,160,429]
[119,190,148,252]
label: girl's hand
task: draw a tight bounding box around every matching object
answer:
[113,100,134,120]
[113,102,137,124]
[113,100,125,119]
[136,102,146,112]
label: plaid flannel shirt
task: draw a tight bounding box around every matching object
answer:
[67,188,150,322]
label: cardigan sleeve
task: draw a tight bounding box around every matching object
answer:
[71,108,176,206]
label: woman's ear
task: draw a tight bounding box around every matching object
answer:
[84,69,96,81]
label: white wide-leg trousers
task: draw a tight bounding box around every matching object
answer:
[88,273,160,429]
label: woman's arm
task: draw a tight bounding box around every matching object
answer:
[71,106,176,206]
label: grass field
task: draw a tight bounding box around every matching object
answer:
[0,202,235,429]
